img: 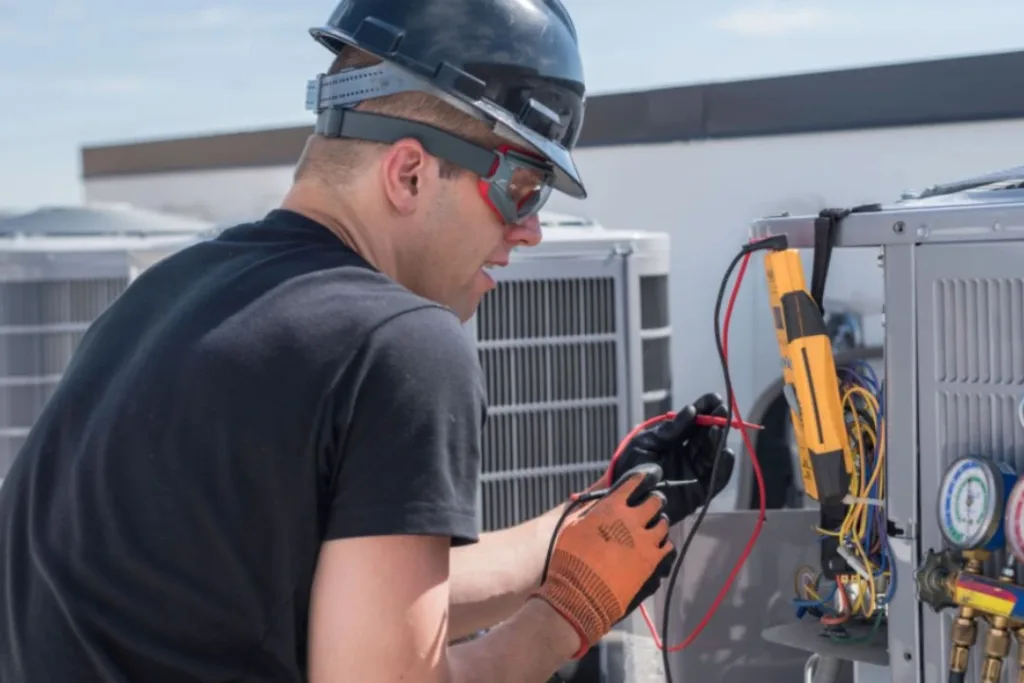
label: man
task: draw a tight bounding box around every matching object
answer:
[0,0,735,681]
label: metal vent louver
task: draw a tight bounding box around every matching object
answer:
[0,279,127,471]
[0,205,212,480]
[477,277,622,530]
[640,274,672,419]
[474,217,672,531]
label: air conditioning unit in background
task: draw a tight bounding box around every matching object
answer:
[0,205,213,482]
[469,212,672,532]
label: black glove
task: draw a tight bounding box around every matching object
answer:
[611,392,736,526]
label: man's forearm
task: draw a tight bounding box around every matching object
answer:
[449,503,567,639]
[448,597,578,683]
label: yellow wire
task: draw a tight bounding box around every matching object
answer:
[839,386,876,539]
[831,384,885,618]
[802,372,888,619]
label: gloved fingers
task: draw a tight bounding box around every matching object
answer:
[655,544,677,574]
[705,425,725,452]
[636,489,668,524]
[660,404,697,440]
[608,462,664,505]
[711,448,736,494]
[692,392,727,416]
[626,429,665,453]
[610,445,661,484]
[684,423,725,480]
[646,510,670,544]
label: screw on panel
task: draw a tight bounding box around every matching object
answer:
[893,221,905,233]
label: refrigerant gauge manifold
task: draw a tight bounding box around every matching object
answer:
[938,456,1016,551]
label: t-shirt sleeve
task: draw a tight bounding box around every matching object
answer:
[325,305,485,547]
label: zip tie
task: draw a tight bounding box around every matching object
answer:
[843,494,884,506]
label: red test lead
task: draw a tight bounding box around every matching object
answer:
[694,415,763,431]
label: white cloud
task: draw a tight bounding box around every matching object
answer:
[712,4,833,36]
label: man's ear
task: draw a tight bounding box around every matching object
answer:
[380,139,430,215]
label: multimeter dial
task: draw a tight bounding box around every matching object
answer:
[1004,475,1024,563]
[938,457,1004,550]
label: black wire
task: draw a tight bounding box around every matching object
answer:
[536,239,783,680]
[541,498,590,584]
[660,240,780,683]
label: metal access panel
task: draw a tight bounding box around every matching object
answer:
[472,226,672,532]
[655,509,852,683]
[915,242,1024,683]
[747,166,1024,683]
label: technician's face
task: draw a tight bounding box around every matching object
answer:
[383,138,549,321]
[423,169,543,322]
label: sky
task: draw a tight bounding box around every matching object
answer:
[2,0,1024,211]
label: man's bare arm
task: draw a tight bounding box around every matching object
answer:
[448,503,567,639]
[307,533,578,683]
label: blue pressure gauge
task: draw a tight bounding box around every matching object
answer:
[937,456,1016,551]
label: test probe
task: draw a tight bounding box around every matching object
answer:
[547,235,786,683]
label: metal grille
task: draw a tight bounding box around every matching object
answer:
[641,275,673,419]
[933,278,1024,386]
[477,277,622,530]
[919,265,1024,683]
[0,278,127,475]
[932,276,1024,576]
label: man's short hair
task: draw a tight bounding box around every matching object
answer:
[294,47,499,184]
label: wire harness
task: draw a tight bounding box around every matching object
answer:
[790,358,895,641]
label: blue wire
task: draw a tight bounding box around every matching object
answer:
[791,584,838,610]
[834,363,896,608]
[850,359,879,388]
[883,537,898,601]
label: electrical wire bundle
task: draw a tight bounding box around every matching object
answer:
[791,359,896,642]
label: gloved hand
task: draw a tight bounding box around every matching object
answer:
[533,464,676,659]
[595,393,737,526]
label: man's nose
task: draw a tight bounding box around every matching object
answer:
[507,214,542,247]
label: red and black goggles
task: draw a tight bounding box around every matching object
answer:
[314,108,556,224]
[476,144,553,225]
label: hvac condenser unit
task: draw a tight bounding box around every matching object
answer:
[470,212,671,532]
[750,165,1024,683]
[0,204,214,481]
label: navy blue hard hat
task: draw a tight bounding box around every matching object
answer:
[306,0,589,199]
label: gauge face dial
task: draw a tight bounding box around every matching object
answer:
[1005,476,1024,563]
[939,458,998,549]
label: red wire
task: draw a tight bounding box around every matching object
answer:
[623,250,768,652]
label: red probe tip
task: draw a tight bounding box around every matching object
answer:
[695,415,763,431]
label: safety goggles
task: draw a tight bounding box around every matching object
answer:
[477,144,554,224]
[313,107,556,224]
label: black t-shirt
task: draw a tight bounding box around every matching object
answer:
[0,209,486,682]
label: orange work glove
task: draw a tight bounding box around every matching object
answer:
[532,463,676,659]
